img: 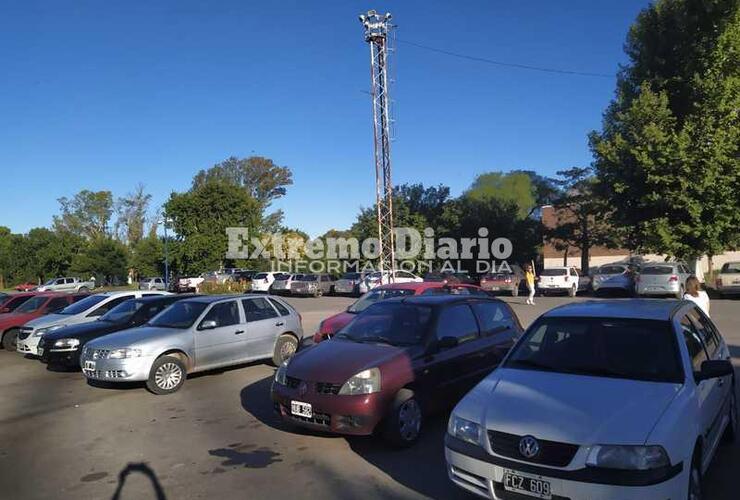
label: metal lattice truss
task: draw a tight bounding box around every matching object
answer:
[360,10,396,281]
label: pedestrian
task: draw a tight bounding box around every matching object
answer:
[525,264,536,306]
[683,275,710,316]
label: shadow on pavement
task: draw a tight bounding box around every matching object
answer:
[111,462,167,500]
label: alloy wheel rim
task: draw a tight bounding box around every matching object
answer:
[398,399,421,441]
[280,340,297,360]
[155,362,182,390]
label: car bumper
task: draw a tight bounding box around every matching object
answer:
[40,348,81,367]
[717,285,740,295]
[637,284,680,295]
[445,437,685,500]
[17,336,41,355]
[271,381,389,435]
[480,284,516,293]
[80,355,153,382]
[334,283,358,294]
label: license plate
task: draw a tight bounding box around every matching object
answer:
[503,469,552,499]
[291,401,312,418]
[84,360,96,371]
[489,286,500,291]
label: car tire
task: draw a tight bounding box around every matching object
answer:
[2,329,19,351]
[146,356,187,395]
[273,334,299,366]
[688,449,703,500]
[568,285,577,297]
[383,389,422,447]
[78,286,89,293]
[722,388,737,444]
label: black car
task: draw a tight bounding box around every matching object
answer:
[39,294,193,369]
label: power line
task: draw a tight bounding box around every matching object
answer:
[397,38,615,79]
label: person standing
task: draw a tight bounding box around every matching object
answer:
[683,275,710,316]
[524,264,536,306]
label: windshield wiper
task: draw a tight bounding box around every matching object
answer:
[356,335,397,345]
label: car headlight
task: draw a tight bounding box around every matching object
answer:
[338,368,381,395]
[274,360,289,385]
[448,414,482,446]
[53,338,80,349]
[586,445,670,470]
[107,348,142,359]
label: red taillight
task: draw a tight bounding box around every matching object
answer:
[504,277,512,283]
[716,278,722,287]
[669,275,678,282]
[480,279,487,284]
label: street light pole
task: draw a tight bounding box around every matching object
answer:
[160,216,173,288]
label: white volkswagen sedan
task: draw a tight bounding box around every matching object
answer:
[445,300,736,500]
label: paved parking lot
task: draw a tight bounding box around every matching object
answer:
[0,294,738,499]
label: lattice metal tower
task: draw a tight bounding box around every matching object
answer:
[359,10,396,281]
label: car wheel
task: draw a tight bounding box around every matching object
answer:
[273,334,298,366]
[688,451,703,500]
[722,389,737,444]
[146,356,186,395]
[78,286,89,293]
[568,285,577,297]
[2,329,19,351]
[383,389,422,447]
[511,285,519,297]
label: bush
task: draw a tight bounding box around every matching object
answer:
[199,280,251,295]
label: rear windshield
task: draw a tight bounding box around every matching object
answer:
[598,265,627,275]
[58,294,107,315]
[721,263,740,274]
[273,273,291,280]
[149,301,208,329]
[541,269,567,276]
[254,273,268,279]
[348,288,416,313]
[15,296,49,313]
[505,317,682,383]
[299,275,318,281]
[341,273,362,280]
[641,266,673,275]
[337,302,433,346]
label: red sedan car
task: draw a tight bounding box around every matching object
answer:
[272,294,522,446]
[0,292,88,351]
[14,282,38,292]
[0,292,38,314]
[312,281,489,344]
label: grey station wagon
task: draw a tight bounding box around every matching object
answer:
[81,294,304,394]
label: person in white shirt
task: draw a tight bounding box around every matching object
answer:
[683,275,710,316]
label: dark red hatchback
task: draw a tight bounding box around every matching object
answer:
[271,295,522,446]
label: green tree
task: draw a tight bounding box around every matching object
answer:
[464,172,537,219]
[26,228,82,282]
[53,190,114,239]
[70,237,129,283]
[130,236,163,279]
[115,183,152,245]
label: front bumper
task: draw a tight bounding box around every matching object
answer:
[717,285,740,296]
[271,381,389,435]
[40,345,81,367]
[17,335,41,356]
[80,355,153,382]
[444,436,685,500]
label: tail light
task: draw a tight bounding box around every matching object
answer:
[716,278,723,287]
[504,277,512,283]
[480,279,487,284]
[669,275,678,282]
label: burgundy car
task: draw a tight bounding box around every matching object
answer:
[313,281,489,344]
[272,294,522,446]
[0,292,38,315]
[14,282,37,292]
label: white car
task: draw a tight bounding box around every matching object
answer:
[17,291,169,356]
[445,300,736,500]
[715,261,740,298]
[537,267,582,297]
[250,272,280,293]
[357,270,423,294]
[36,276,95,293]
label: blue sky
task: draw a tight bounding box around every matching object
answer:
[0,0,648,237]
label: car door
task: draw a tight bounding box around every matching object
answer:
[470,300,520,371]
[193,300,244,369]
[240,297,282,361]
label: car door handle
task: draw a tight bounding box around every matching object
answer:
[275,322,284,327]
[235,330,245,335]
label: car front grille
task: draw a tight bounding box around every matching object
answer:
[290,410,331,427]
[18,328,33,340]
[488,430,579,467]
[315,382,342,395]
[285,376,301,389]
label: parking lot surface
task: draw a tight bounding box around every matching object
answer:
[1,294,738,499]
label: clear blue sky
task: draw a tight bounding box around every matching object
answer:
[0,0,649,237]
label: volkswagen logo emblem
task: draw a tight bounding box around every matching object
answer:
[519,435,540,459]
[298,381,308,396]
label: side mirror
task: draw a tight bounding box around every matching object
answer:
[199,319,218,330]
[430,336,458,353]
[695,359,733,383]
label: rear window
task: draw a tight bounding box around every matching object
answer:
[58,294,107,315]
[341,273,362,280]
[598,266,627,275]
[642,266,674,275]
[254,273,268,279]
[541,269,567,276]
[348,288,416,313]
[300,275,318,281]
[721,263,740,274]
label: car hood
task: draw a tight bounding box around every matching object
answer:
[43,320,126,342]
[23,313,69,329]
[319,311,355,334]
[287,339,411,384]
[0,311,42,329]
[85,325,183,350]
[459,368,681,445]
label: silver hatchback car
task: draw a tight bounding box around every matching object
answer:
[80,294,304,394]
[636,262,692,298]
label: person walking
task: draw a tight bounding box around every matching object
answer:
[525,264,536,306]
[683,275,710,316]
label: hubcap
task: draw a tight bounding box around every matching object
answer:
[280,340,297,360]
[398,399,421,441]
[155,362,182,390]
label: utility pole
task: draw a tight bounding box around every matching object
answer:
[359,10,396,283]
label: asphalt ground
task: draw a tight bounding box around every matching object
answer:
[0,293,738,500]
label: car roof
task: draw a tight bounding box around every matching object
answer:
[376,281,478,293]
[380,294,500,307]
[182,294,268,304]
[135,294,194,303]
[543,299,684,321]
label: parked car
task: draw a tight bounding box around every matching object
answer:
[290,274,336,297]
[636,262,692,298]
[445,299,736,500]
[17,291,168,356]
[81,294,304,394]
[39,294,194,369]
[36,276,95,293]
[313,282,490,343]
[537,267,585,297]
[14,282,37,292]
[233,270,258,283]
[0,292,37,314]
[139,277,167,291]
[270,273,301,295]
[592,263,636,296]
[176,275,205,293]
[358,270,423,294]
[715,261,740,298]
[333,272,369,296]
[251,272,280,293]
[0,293,88,351]
[272,294,522,445]
[479,265,525,296]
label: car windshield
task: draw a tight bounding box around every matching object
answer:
[299,275,318,281]
[598,265,626,275]
[642,266,673,275]
[347,288,416,313]
[721,263,740,274]
[99,299,144,324]
[505,317,682,383]
[541,269,567,276]
[254,273,268,279]
[15,296,48,313]
[58,294,107,315]
[336,302,432,346]
[341,273,362,280]
[42,278,57,286]
[149,301,208,329]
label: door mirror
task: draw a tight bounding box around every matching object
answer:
[695,359,733,382]
[430,336,458,353]
[199,319,218,330]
